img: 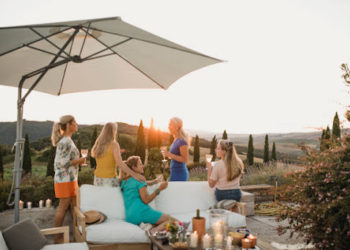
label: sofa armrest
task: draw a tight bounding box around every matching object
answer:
[235,202,247,216]
[40,226,69,243]
[74,206,86,241]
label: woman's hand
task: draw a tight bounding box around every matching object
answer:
[162,150,171,158]
[158,181,168,191]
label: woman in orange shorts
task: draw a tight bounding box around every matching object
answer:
[51,115,86,243]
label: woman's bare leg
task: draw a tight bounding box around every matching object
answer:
[54,197,73,243]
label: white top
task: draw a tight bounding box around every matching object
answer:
[210,160,241,190]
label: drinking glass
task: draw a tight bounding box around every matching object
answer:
[160,146,168,164]
[81,149,88,166]
[206,154,213,163]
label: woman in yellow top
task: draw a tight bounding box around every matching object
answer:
[91,122,145,187]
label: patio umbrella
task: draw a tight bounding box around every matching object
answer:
[0,16,222,222]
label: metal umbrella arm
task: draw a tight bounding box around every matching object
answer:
[10,27,80,223]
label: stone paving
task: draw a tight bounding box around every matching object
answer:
[0,208,314,249]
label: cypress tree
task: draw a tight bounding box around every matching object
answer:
[148,118,157,148]
[271,142,277,161]
[263,134,269,163]
[46,146,56,177]
[320,129,326,151]
[210,135,217,161]
[332,112,341,140]
[23,133,32,175]
[135,120,146,163]
[90,126,98,169]
[193,135,200,163]
[0,146,3,180]
[222,130,228,140]
[247,134,254,165]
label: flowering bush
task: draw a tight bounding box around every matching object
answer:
[165,218,183,234]
[277,136,350,249]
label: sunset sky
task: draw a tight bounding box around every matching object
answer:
[1,0,350,134]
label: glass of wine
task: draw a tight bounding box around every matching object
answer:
[81,149,88,166]
[160,146,168,164]
[205,154,213,163]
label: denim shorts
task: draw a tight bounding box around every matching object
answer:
[215,188,242,202]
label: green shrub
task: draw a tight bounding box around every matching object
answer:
[277,136,350,249]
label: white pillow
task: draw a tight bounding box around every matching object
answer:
[80,185,125,220]
[0,232,9,250]
[146,183,160,210]
[155,181,216,214]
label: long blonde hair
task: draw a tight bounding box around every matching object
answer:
[170,117,191,145]
[219,139,244,181]
[51,115,75,146]
[91,122,118,158]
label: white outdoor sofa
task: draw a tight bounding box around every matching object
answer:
[74,181,253,250]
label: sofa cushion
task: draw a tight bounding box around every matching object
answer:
[170,210,246,230]
[80,185,125,220]
[155,182,216,214]
[2,219,47,250]
[147,183,160,210]
[0,232,9,250]
[41,243,89,250]
[84,219,149,244]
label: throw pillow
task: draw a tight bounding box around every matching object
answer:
[2,219,47,250]
[0,232,9,250]
[212,199,237,210]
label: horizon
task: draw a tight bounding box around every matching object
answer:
[1,0,350,134]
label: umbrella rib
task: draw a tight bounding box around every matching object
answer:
[26,45,68,59]
[86,30,166,89]
[0,26,72,58]
[84,52,115,61]
[30,28,71,58]
[86,27,222,62]
[79,23,90,57]
[58,36,75,95]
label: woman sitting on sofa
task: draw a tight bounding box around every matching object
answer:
[207,140,244,203]
[120,156,173,233]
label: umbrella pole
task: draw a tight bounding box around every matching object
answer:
[14,82,24,223]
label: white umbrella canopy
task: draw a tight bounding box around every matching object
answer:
[0,16,222,223]
[0,16,221,94]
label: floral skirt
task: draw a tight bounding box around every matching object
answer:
[93,175,120,187]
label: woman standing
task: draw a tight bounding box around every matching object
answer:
[51,115,86,243]
[162,117,190,181]
[207,140,244,202]
[91,122,145,186]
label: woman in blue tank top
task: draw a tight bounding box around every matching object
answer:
[162,117,190,181]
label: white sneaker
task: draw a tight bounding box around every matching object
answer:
[139,222,153,231]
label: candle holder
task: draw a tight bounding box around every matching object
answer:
[208,208,229,249]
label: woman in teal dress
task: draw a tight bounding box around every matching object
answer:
[120,156,171,233]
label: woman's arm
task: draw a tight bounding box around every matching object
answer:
[111,141,146,182]
[139,186,158,204]
[163,145,188,163]
[139,182,168,204]
[207,161,217,188]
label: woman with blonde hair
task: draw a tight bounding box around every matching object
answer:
[162,117,190,181]
[51,115,86,243]
[91,122,145,186]
[207,139,244,202]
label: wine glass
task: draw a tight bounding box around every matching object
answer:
[81,149,88,166]
[205,154,213,163]
[160,146,168,164]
